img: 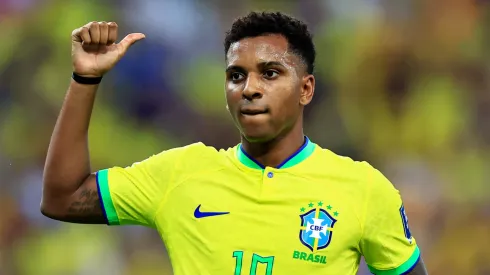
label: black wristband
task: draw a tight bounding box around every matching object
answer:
[72,72,103,85]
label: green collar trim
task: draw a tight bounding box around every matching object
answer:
[237,137,315,170]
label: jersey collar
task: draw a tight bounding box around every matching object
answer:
[236,136,316,170]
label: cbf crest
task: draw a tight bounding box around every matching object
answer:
[299,202,338,252]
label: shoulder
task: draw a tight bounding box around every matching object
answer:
[311,145,395,192]
[148,142,236,171]
[150,142,219,161]
[308,146,369,178]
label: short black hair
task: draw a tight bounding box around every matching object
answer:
[224,11,316,74]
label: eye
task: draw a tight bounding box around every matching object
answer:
[263,70,279,79]
[231,72,245,81]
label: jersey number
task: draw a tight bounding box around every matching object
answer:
[233,251,274,275]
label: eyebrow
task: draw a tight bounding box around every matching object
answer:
[225,61,286,72]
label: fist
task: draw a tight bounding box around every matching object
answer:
[71,21,145,77]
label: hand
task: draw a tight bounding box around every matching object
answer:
[71,21,145,77]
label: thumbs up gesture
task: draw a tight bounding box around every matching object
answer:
[71,21,145,77]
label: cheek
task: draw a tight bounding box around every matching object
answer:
[275,88,301,118]
[270,90,297,114]
[272,84,300,105]
[225,85,242,106]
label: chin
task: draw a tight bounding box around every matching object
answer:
[240,127,276,143]
[235,114,276,142]
[242,134,275,143]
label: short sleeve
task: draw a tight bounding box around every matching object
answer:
[360,165,421,275]
[96,144,192,227]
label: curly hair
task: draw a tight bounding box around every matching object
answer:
[224,11,316,74]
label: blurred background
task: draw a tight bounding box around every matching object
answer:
[1,0,490,274]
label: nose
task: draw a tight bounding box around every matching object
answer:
[242,74,263,101]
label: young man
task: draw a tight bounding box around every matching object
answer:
[41,12,428,275]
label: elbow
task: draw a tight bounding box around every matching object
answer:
[40,200,57,220]
[40,194,65,221]
[40,178,69,221]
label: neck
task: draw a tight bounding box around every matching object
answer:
[240,121,305,168]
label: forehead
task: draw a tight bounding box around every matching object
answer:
[226,35,299,67]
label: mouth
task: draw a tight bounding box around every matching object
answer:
[240,107,269,116]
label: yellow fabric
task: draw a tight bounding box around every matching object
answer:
[360,164,419,273]
[98,142,419,274]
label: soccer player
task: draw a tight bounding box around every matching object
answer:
[41,12,428,275]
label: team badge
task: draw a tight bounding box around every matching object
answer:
[298,202,338,253]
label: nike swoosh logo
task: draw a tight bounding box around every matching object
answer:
[194,205,230,219]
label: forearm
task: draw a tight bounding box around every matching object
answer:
[42,80,98,209]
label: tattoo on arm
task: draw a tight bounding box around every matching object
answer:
[68,188,103,216]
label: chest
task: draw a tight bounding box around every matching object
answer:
[158,168,363,270]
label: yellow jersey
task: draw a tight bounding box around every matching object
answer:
[96,137,420,274]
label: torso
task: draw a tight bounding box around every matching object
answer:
[155,144,367,275]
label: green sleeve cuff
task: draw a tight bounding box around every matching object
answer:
[368,245,421,275]
[96,169,120,225]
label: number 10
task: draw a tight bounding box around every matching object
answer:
[233,251,274,275]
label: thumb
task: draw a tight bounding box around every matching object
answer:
[117,33,146,54]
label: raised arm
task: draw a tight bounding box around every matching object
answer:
[40,21,145,224]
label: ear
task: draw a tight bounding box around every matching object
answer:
[300,74,315,106]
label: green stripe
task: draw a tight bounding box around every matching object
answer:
[97,169,120,225]
[280,142,316,169]
[368,246,420,275]
[236,146,263,169]
[236,137,316,170]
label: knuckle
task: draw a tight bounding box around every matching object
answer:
[86,21,96,28]
[75,27,89,38]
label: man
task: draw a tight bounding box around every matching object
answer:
[41,12,428,275]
